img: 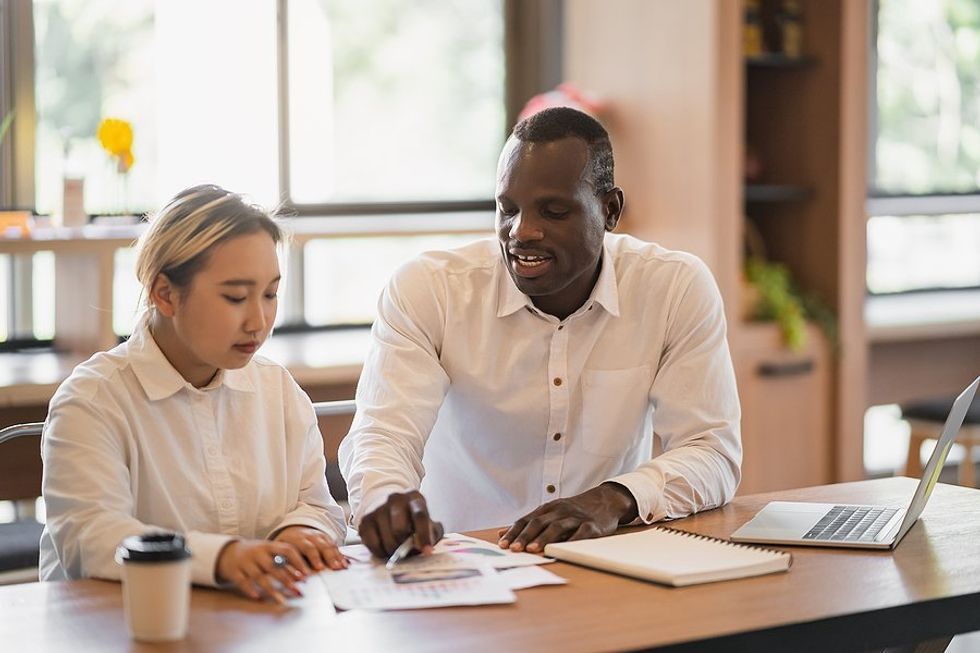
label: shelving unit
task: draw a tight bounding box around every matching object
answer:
[564,0,870,492]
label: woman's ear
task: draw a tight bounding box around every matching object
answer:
[149,273,179,318]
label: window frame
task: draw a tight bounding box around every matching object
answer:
[866,0,980,296]
[0,0,563,350]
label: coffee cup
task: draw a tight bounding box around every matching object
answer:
[116,532,192,642]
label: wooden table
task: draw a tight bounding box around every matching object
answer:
[4,477,980,652]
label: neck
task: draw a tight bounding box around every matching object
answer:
[531,258,602,321]
[148,312,218,388]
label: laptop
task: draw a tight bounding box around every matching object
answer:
[731,376,980,550]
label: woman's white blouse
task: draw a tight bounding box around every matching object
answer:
[39,321,346,585]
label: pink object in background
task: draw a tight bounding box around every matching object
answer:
[516,83,606,122]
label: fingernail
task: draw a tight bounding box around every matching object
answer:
[498,539,509,548]
[330,559,341,569]
[510,543,522,552]
[527,543,540,552]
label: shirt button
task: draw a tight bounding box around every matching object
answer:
[553,432,562,441]
[557,325,564,331]
[222,500,233,509]
[553,377,562,386]
[208,447,218,456]
[546,484,556,493]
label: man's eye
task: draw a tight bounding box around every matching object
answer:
[223,295,246,304]
[497,205,517,217]
[543,207,568,218]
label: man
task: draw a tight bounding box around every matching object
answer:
[340,107,741,558]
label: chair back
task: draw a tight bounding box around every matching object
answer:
[0,423,44,502]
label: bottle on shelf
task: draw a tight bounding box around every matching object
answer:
[778,0,804,59]
[744,0,765,58]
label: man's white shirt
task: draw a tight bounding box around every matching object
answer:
[340,233,742,532]
[39,319,346,585]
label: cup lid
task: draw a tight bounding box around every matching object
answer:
[116,532,191,563]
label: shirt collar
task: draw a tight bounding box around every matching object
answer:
[495,238,621,319]
[128,316,256,401]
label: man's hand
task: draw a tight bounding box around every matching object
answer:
[497,482,639,553]
[358,490,445,558]
[273,526,348,572]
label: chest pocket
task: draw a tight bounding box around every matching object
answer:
[580,366,652,457]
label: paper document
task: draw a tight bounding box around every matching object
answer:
[320,562,515,610]
[340,533,552,570]
[497,566,568,591]
[326,533,561,609]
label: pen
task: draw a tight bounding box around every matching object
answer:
[385,535,416,570]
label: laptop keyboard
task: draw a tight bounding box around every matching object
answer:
[802,506,900,542]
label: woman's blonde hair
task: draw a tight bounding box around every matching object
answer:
[135,184,283,309]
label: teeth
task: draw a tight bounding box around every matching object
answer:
[515,254,548,264]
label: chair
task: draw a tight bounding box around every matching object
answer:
[0,400,356,585]
[903,393,980,487]
[0,422,44,585]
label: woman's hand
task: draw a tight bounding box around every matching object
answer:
[273,525,349,572]
[215,539,309,604]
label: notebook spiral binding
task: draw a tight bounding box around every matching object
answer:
[656,526,794,568]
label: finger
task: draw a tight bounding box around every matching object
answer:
[432,520,445,545]
[226,569,260,601]
[408,496,434,552]
[509,515,552,552]
[276,544,312,577]
[359,518,386,558]
[499,516,530,548]
[526,518,581,552]
[376,507,401,556]
[315,540,349,570]
[256,573,287,606]
[389,497,414,543]
[269,565,303,597]
[299,539,327,572]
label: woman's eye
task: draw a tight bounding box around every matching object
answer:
[223,295,246,304]
[264,292,278,300]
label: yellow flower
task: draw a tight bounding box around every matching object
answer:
[97,118,135,172]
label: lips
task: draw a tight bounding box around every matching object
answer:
[233,342,258,355]
[508,249,554,279]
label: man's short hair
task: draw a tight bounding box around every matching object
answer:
[512,107,615,195]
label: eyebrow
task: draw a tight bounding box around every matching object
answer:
[219,275,281,287]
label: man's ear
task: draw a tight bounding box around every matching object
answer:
[149,273,179,318]
[603,187,625,232]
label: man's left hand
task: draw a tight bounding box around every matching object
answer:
[497,482,639,553]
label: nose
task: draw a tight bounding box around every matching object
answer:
[508,211,544,243]
[244,297,267,335]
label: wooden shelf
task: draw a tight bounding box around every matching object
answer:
[746,54,816,69]
[744,184,813,203]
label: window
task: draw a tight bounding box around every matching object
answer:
[868,0,980,294]
[2,0,542,348]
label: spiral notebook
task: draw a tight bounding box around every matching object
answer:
[543,527,792,587]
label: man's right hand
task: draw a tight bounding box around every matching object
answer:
[358,490,444,558]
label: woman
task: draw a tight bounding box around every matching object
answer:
[39,185,347,604]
